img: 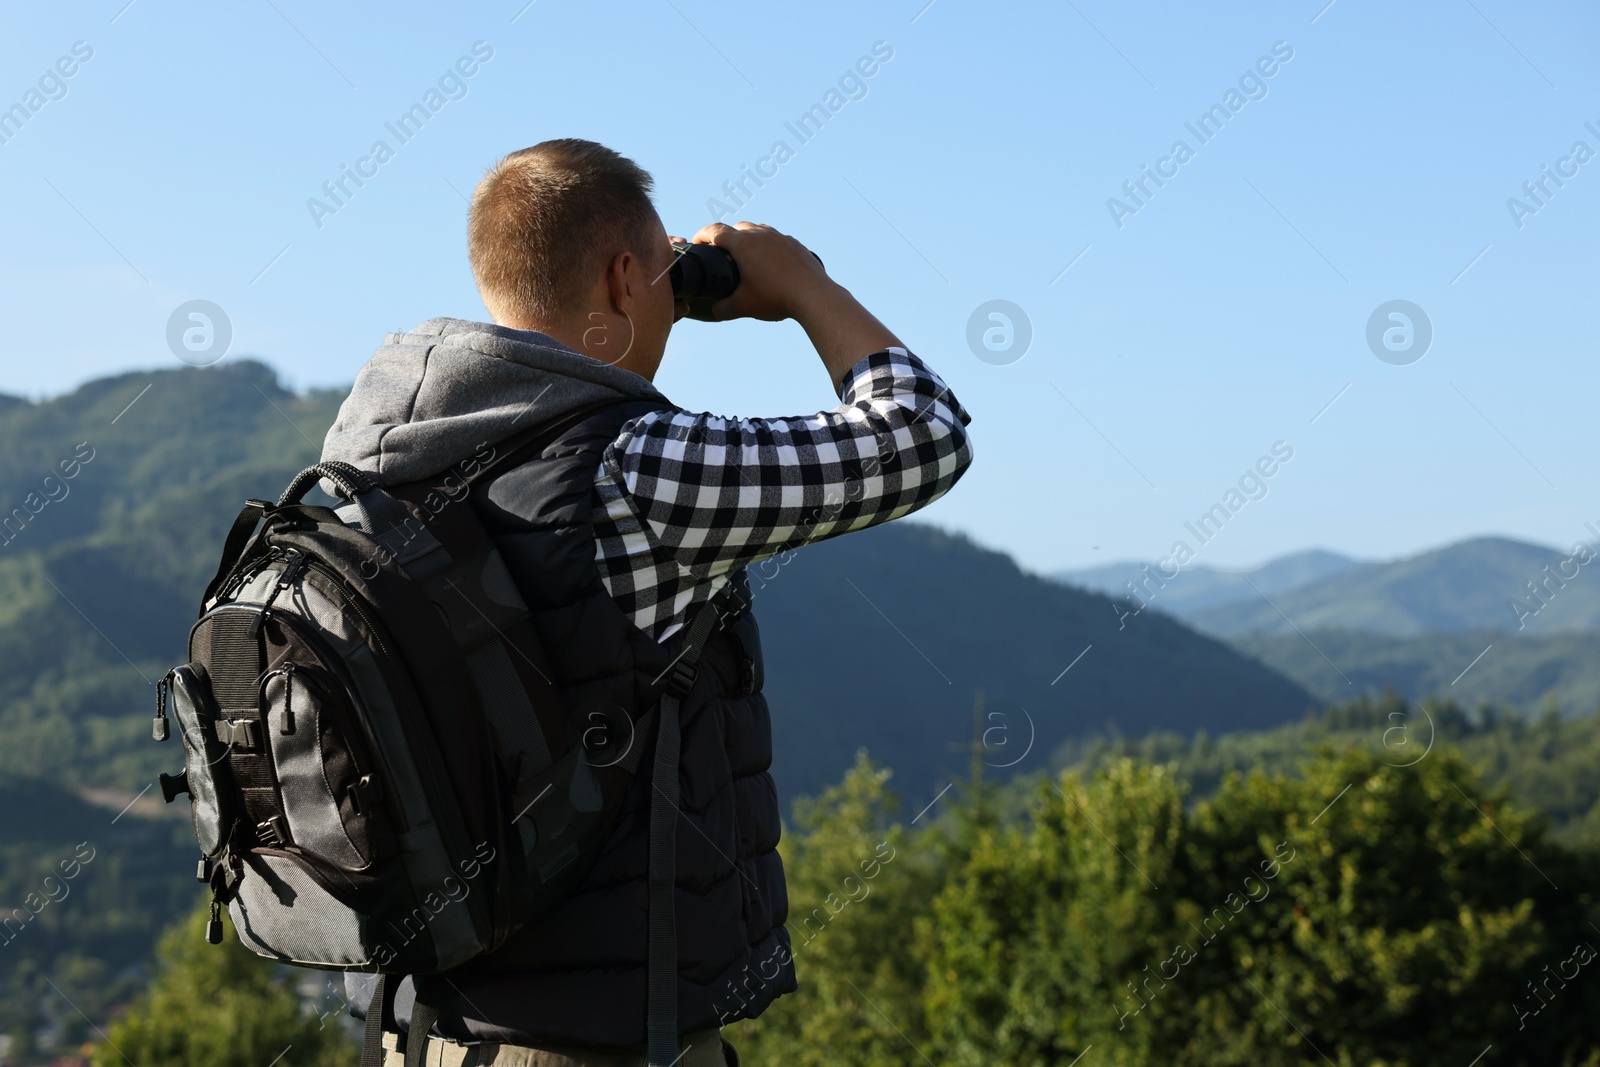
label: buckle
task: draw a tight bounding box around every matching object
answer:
[256,815,288,848]
[159,770,190,803]
[663,660,698,698]
[214,718,260,751]
[712,582,751,627]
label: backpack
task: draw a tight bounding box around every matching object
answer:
[152,404,746,1067]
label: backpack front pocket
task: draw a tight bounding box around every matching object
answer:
[260,663,389,870]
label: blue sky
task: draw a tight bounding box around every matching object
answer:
[2,0,1596,575]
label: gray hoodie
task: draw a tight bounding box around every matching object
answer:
[321,317,667,485]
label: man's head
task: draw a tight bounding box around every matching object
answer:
[468,139,680,379]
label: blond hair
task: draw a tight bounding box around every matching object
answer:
[468,139,658,327]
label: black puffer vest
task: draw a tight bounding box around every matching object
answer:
[412,399,796,1049]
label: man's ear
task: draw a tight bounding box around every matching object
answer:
[605,249,639,314]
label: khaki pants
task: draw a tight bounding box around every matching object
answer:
[381,1029,734,1067]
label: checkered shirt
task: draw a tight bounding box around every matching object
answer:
[592,347,974,640]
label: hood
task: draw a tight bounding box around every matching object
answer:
[320,317,668,488]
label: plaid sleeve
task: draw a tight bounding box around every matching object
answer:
[601,347,974,582]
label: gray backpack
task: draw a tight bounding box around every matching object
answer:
[154,408,743,1066]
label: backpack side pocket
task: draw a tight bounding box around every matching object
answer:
[167,664,237,857]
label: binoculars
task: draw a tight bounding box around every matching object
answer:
[669,241,739,319]
[669,240,824,319]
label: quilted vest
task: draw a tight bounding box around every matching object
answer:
[409,398,796,1049]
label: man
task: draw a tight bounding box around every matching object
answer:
[324,139,973,1066]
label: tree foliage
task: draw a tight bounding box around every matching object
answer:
[91,904,355,1067]
[730,747,1600,1067]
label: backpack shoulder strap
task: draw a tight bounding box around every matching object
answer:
[646,573,750,1067]
[403,998,442,1067]
[462,397,662,489]
[360,975,390,1067]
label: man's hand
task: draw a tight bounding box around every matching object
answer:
[686,221,904,392]
[689,222,831,323]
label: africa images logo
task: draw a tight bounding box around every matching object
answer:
[1365,299,1432,366]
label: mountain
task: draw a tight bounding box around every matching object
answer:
[1229,627,1600,715]
[0,359,1316,809]
[756,523,1317,801]
[1058,537,1600,640]
[1189,536,1599,637]
[0,361,347,792]
[1052,548,1359,615]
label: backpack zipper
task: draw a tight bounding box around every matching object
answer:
[248,548,305,638]
[217,544,281,606]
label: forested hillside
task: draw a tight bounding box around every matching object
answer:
[0,360,1316,804]
[0,782,194,1062]
[0,363,345,791]
[1049,691,1600,849]
[1060,536,1600,714]
[0,359,1315,1060]
[6,361,1599,1065]
[756,522,1315,802]
[1231,627,1600,716]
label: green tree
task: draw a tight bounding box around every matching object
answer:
[731,751,940,1067]
[91,903,356,1067]
[734,746,1600,1066]
[1176,750,1600,1067]
[920,760,1187,1066]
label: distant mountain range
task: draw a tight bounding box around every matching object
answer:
[1052,549,1360,616]
[0,359,1315,813]
[5,359,1597,809]
[1054,536,1600,714]
[1056,537,1600,638]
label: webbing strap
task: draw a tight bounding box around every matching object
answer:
[404,997,442,1067]
[465,641,552,778]
[334,491,450,575]
[201,500,267,607]
[646,578,743,1067]
[645,677,685,1067]
[360,975,388,1067]
[460,398,644,489]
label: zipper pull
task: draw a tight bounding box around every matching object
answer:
[280,664,296,735]
[220,544,279,604]
[206,896,224,945]
[152,674,170,742]
[249,549,305,638]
